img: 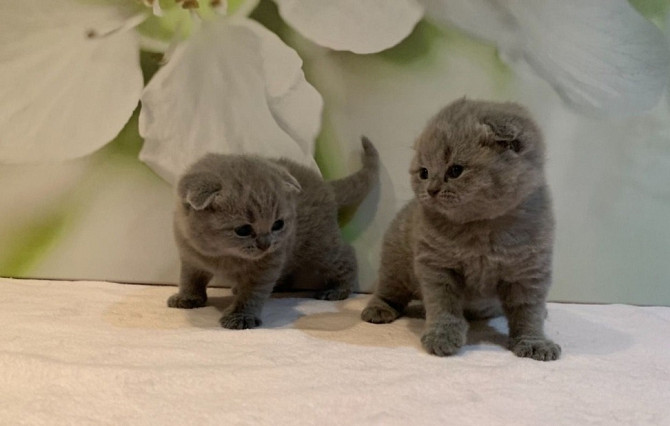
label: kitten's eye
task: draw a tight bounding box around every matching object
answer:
[271,219,284,231]
[419,168,429,180]
[234,224,253,237]
[446,165,464,179]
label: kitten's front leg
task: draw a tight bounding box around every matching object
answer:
[497,278,561,361]
[417,265,468,357]
[219,270,280,330]
[168,261,212,309]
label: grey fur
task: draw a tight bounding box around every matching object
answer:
[170,137,379,329]
[330,137,380,208]
[362,99,561,361]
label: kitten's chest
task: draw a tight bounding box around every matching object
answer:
[445,225,506,260]
[423,224,510,291]
[454,230,503,289]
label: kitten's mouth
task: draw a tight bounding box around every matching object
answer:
[239,251,268,260]
[421,191,458,206]
[444,191,459,201]
[195,245,271,260]
[239,246,278,260]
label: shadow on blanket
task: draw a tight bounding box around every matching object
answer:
[293,297,508,351]
[103,285,635,356]
[292,298,634,355]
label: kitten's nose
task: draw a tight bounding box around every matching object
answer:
[256,235,271,251]
[427,188,440,197]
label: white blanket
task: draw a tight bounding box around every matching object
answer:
[1,278,668,425]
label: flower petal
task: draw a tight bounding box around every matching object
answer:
[241,20,323,158]
[273,0,423,54]
[139,18,323,184]
[421,0,670,114]
[419,0,517,47]
[0,0,146,162]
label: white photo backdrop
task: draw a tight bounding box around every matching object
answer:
[1,0,669,305]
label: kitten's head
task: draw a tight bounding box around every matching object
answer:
[176,154,301,260]
[411,98,546,222]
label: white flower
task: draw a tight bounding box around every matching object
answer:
[0,0,145,162]
[138,0,425,182]
[0,0,424,179]
[276,0,670,113]
[273,0,424,54]
[138,18,323,184]
[419,0,670,114]
[0,0,326,183]
[1,0,668,177]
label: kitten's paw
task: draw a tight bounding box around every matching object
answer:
[509,337,561,361]
[167,293,207,309]
[315,288,350,301]
[361,305,399,324]
[421,323,467,357]
[219,312,262,330]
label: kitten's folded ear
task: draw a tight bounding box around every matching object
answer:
[481,112,530,154]
[177,172,222,210]
[277,167,301,193]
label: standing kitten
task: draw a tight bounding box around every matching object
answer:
[169,138,378,329]
[361,99,561,361]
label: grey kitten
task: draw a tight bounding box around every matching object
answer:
[170,137,379,329]
[361,99,561,361]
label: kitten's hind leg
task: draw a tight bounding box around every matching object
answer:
[361,296,409,324]
[168,261,212,309]
[361,236,414,323]
[314,244,356,301]
[361,273,413,324]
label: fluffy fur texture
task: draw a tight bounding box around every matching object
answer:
[171,137,379,329]
[361,99,561,361]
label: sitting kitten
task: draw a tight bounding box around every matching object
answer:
[170,137,378,329]
[361,99,561,361]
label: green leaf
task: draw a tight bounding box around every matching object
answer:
[0,211,69,277]
[629,0,670,29]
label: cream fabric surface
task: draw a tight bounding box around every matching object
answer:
[1,278,668,425]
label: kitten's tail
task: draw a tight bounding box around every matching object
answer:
[329,136,379,209]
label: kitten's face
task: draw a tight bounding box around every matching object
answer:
[411,100,545,222]
[177,156,300,260]
[185,192,296,260]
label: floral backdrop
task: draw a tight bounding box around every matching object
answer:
[1,0,669,305]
